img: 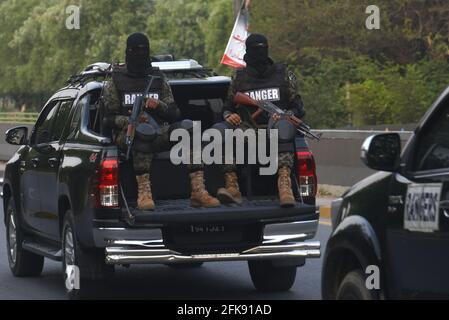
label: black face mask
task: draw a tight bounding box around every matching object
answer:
[244,34,271,74]
[125,33,150,76]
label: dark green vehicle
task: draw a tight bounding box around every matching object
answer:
[2,60,320,298]
[322,86,449,299]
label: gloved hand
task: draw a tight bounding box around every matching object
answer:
[271,113,281,123]
[145,98,159,110]
[225,113,242,126]
[139,113,149,123]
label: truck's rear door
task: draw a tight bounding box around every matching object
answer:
[128,198,318,254]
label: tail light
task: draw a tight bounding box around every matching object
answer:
[97,159,119,208]
[296,151,317,198]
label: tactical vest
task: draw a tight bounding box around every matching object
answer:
[234,64,290,124]
[111,64,163,116]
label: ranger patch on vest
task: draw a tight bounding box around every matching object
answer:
[122,92,160,106]
[244,88,280,102]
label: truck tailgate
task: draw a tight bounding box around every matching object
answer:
[127,197,318,226]
[105,198,320,264]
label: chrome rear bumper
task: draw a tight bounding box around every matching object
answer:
[105,238,320,265]
[102,219,320,265]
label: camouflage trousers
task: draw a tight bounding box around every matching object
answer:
[222,150,295,174]
[114,119,202,175]
[212,120,295,174]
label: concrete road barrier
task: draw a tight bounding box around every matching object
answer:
[309,129,412,187]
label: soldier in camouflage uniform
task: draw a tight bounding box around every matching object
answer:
[213,34,306,208]
[102,33,219,210]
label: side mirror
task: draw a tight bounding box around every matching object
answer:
[361,133,401,172]
[5,126,28,146]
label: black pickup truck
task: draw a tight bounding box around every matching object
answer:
[2,60,320,298]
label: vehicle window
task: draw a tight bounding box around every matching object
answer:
[33,101,60,145]
[70,91,102,135]
[52,100,74,141]
[67,100,82,139]
[412,101,449,171]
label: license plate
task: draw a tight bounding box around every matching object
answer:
[189,225,226,234]
[404,183,442,232]
[169,225,244,245]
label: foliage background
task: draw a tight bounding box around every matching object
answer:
[0,0,448,128]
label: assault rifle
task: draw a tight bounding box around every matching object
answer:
[234,92,321,141]
[125,75,160,160]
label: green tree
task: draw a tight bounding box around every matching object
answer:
[1,0,448,128]
[147,0,208,63]
[3,0,154,110]
[147,0,233,73]
[0,0,42,109]
[200,0,234,74]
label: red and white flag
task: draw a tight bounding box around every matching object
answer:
[221,1,250,69]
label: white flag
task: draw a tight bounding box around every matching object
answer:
[221,6,250,69]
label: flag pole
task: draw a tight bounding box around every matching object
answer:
[223,0,250,68]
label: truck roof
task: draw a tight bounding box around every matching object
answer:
[64,60,231,91]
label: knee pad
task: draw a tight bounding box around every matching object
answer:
[181,119,194,133]
[211,121,233,138]
[275,120,296,143]
[135,123,158,143]
[134,122,159,153]
[168,119,194,135]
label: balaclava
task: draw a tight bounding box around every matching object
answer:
[126,33,151,76]
[243,34,271,74]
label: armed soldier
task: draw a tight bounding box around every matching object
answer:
[213,34,306,208]
[102,33,219,210]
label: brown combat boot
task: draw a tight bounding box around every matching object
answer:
[278,167,296,208]
[136,174,155,211]
[216,172,243,204]
[190,171,221,208]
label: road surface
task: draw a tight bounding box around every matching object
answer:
[0,200,332,300]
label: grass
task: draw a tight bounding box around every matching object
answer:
[0,112,38,124]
